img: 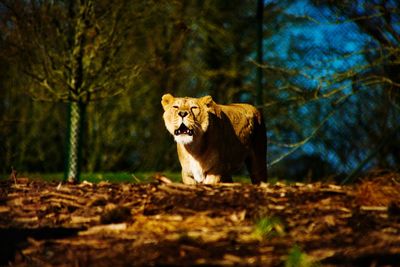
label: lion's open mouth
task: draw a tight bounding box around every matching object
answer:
[174,124,193,136]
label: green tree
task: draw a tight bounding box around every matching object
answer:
[0,0,141,181]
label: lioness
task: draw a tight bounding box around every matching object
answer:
[161,94,267,185]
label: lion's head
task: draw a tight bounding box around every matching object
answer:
[161,94,216,145]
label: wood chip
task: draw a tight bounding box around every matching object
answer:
[0,206,10,213]
[14,216,39,223]
[70,216,100,225]
[79,223,127,235]
[360,206,388,212]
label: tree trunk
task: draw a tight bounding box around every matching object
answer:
[64,101,86,182]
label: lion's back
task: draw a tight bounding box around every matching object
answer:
[217,103,263,142]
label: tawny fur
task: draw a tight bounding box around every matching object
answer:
[161,94,267,184]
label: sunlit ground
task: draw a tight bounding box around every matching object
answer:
[0,172,260,184]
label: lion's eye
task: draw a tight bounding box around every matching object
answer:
[190,106,199,111]
[173,105,179,109]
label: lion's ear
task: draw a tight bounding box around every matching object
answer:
[200,95,214,107]
[200,95,220,116]
[161,94,174,110]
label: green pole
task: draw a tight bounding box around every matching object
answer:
[256,0,264,106]
[64,100,86,183]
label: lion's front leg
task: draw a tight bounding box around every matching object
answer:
[181,171,197,185]
[203,174,221,184]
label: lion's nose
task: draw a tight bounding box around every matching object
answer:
[178,111,188,118]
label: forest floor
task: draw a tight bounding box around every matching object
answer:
[1,171,400,266]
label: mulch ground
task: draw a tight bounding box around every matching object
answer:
[1,171,400,266]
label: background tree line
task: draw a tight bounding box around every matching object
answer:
[0,0,399,181]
